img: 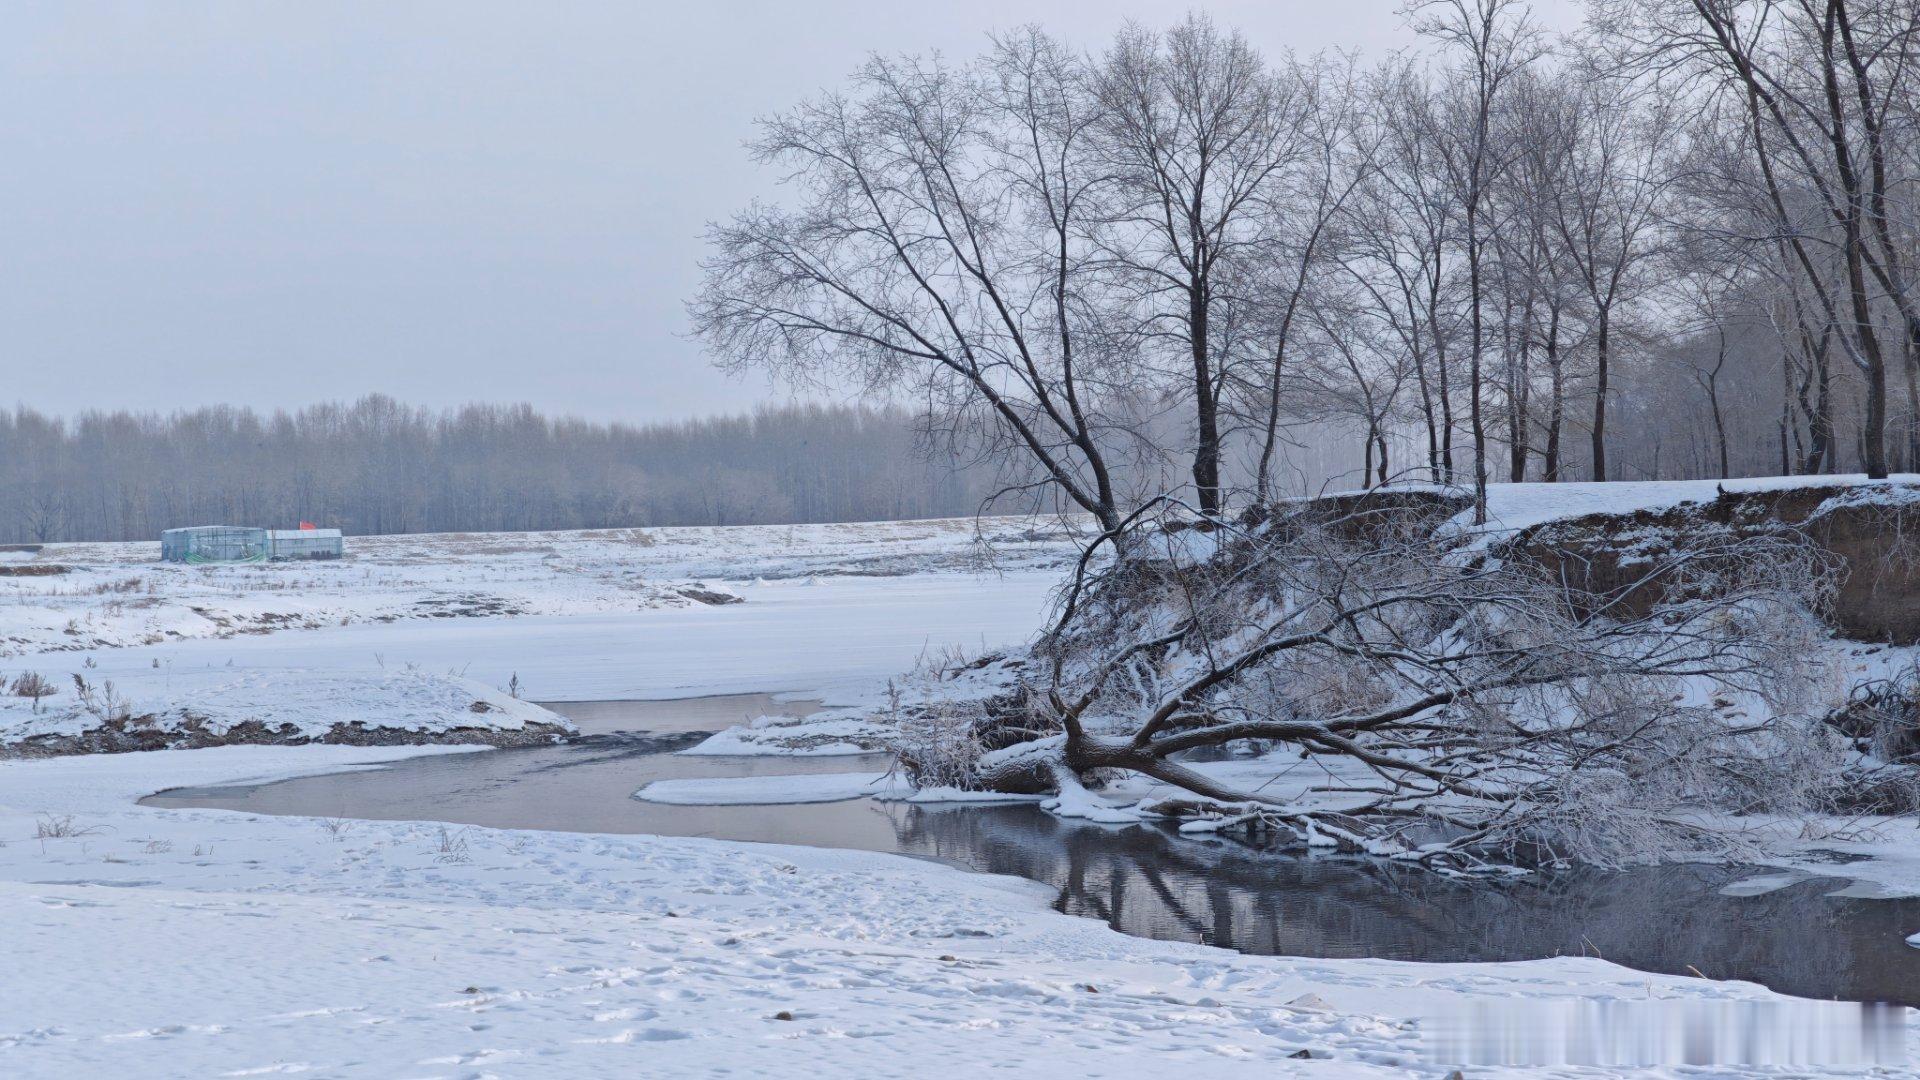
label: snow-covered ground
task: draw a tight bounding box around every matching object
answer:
[0,667,571,749]
[1455,473,1920,543]
[1,518,1078,746]
[5,747,1909,1077]
[1,516,1080,659]
[3,497,1919,1075]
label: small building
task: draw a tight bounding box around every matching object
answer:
[266,528,343,561]
[161,526,344,563]
[161,526,270,564]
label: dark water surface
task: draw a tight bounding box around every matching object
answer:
[142,696,1920,1006]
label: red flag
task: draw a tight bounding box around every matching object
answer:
[299,521,317,530]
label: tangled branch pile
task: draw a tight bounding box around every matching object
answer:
[901,496,1856,869]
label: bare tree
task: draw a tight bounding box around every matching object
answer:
[692,33,1139,531]
[1494,68,1586,482]
[1240,56,1374,502]
[1540,66,1674,483]
[1415,0,1544,519]
[1336,62,1466,485]
[1600,0,1920,479]
[1092,16,1308,516]
[1280,289,1414,488]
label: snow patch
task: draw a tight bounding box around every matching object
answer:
[880,786,1047,804]
[7,744,1903,1077]
[0,667,570,749]
[1441,475,1920,548]
[634,771,906,805]
[1717,873,1809,898]
[1040,769,1148,824]
[680,716,891,757]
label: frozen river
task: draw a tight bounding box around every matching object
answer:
[147,696,1920,1008]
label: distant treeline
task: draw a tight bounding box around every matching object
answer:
[0,397,1011,542]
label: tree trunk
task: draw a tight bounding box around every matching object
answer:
[1190,289,1222,515]
[1907,319,1920,473]
[1509,297,1531,483]
[1710,327,1730,480]
[1779,343,1794,476]
[1864,358,1889,479]
[1413,343,1442,483]
[1544,307,1563,482]
[1591,308,1610,482]
[1709,380,1729,479]
[1433,274,1456,484]
[1468,215,1488,522]
[1836,191,1889,476]
[1811,360,1833,474]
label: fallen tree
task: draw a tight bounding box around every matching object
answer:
[895,493,1857,869]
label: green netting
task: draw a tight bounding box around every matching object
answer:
[162,526,271,564]
[183,550,266,564]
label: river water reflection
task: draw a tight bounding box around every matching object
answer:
[141,696,1920,1006]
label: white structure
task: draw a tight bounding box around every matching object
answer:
[265,529,344,561]
[161,526,342,563]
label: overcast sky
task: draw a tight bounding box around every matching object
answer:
[1,1,1582,424]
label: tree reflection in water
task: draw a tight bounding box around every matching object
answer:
[891,804,1920,1006]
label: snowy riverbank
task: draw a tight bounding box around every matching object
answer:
[0,517,1076,752]
[0,667,573,757]
[4,496,1919,1074]
[5,745,1909,1077]
[0,516,1081,659]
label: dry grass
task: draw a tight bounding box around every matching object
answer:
[432,825,472,864]
[34,814,103,839]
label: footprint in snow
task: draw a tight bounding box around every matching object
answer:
[103,1025,190,1041]
[591,1007,659,1022]
[263,1005,365,1021]
[417,1048,520,1066]
[576,1028,690,1044]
